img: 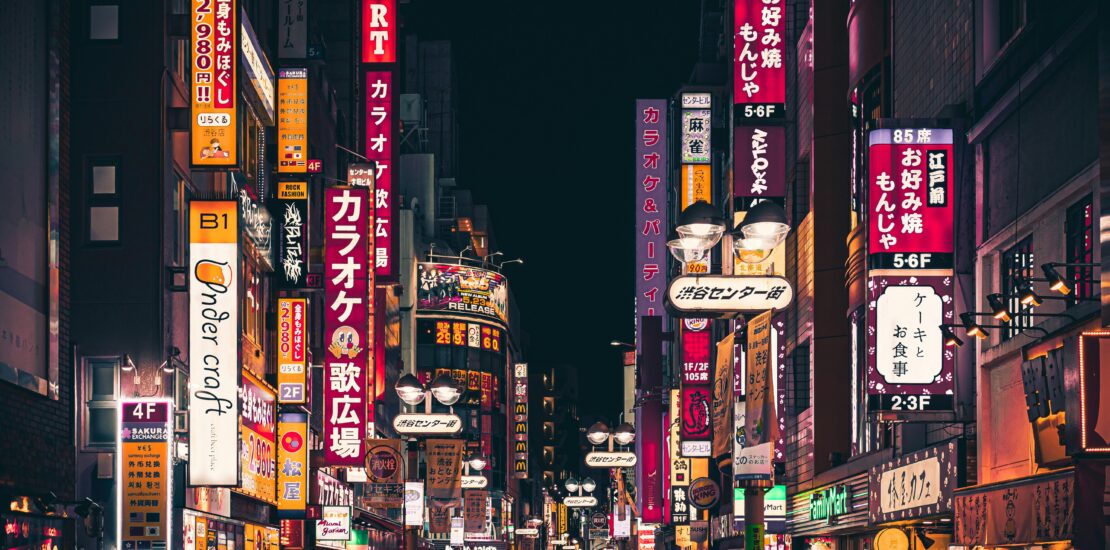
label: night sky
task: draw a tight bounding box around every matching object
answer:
[407,1,701,420]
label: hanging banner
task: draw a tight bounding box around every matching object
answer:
[734,126,786,197]
[426,439,464,499]
[323,187,369,465]
[867,128,955,269]
[188,200,240,486]
[191,0,238,167]
[681,319,711,384]
[404,482,424,526]
[514,363,529,479]
[277,412,309,515]
[733,0,786,118]
[712,333,735,459]
[119,399,172,548]
[364,71,396,279]
[429,503,452,534]
[681,109,711,164]
[634,99,669,353]
[740,311,774,482]
[365,439,404,508]
[237,370,277,504]
[277,0,307,59]
[275,182,309,289]
[361,0,396,63]
[276,298,307,404]
[464,490,487,533]
[277,68,309,173]
[867,275,955,412]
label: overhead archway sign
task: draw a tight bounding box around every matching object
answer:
[666,275,792,317]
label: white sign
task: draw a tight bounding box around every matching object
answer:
[462,475,488,489]
[681,109,712,164]
[516,528,539,536]
[667,276,793,316]
[875,284,944,384]
[316,506,351,541]
[451,516,465,545]
[392,413,463,435]
[613,505,631,538]
[404,481,424,526]
[277,0,307,59]
[188,201,240,486]
[584,451,638,468]
[564,496,598,508]
[878,456,941,513]
[681,92,712,108]
[681,440,711,457]
[734,399,773,480]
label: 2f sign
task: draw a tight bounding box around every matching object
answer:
[362,0,396,63]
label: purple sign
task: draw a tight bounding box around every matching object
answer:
[734,126,785,198]
[636,99,669,352]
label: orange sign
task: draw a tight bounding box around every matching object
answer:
[680,164,712,207]
[119,400,172,546]
[191,0,238,167]
[277,298,307,404]
[277,69,308,173]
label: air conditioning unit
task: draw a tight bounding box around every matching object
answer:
[399,93,422,125]
[97,453,113,479]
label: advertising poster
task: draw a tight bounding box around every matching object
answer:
[712,333,735,459]
[316,506,351,541]
[464,490,487,533]
[404,482,424,527]
[734,0,786,116]
[363,71,396,279]
[426,439,463,499]
[275,182,309,289]
[323,187,370,465]
[415,264,509,325]
[188,200,239,486]
[276,412,308,515]
[119,400,172,547]
[237,370,276,504]
[365,439,404,508]
[634,99,669,352]
[191,0,238,166]
[276,298,307,404]
[277,68,308,173]
[740,311,774,482]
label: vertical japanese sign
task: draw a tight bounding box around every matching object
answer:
[464,490,487,533]
[636,399,664,523]
[681,109,711,164]
[680,385,712,444]
[364,72,396,279]
[514,363,529,479]
[739,311,774,482]
[119,400,172,547]
[426,439,464,499]
[191,0,238,167]
[277,298,307,404]
[734,126,786,197]
[277,412,309,515]
[669,389,691,486]
[277,68,308,173]
[361,0,396,63]
[276,182,309,288]
[867,275,954,412]
[323,187,369,465]
[712,333,735,459]
[365,439,404,508]
[681,319,711,384]
[868,128,955,270]
[188,201,239,486]
[734,0,786,119]
[635,99,668,352]
[237,370,277,504]
[278,0,307,59]
[680,165,713,208]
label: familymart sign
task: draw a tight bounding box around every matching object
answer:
[809,484,850,524]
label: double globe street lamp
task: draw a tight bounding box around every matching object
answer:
[562,477,598,508]
[392,373,465,436]
[584,421,637,468]
[667,199,790,266]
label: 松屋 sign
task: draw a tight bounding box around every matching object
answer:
[667,276,792,316]
[191,0,238,166]
[277,412,309,514]
[188,201,239,486]
[584,452,637,468]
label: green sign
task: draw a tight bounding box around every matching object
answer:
[809,484,850,524]
[745,523,764,549]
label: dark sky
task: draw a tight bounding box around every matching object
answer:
[407,1,701,420]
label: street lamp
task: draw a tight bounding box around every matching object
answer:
[612,423,636,446]
[940,325,964,348]
[580,477,596,493]
[586,422,610,446]
[429,374,462,406]
[675,200,726,250]
[737,200,790,243]
[959,312,989,340]
[395,373,426,406]
[667,232,710,264]
[467,453,487,472]
[987,293,1012,322]
[564,478,580,493]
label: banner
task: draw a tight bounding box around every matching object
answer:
[741,311,774,482]
[464,490,487,533]
[277,412,309,515]
[237,370,277,503]
[276,298,307,404]
[191,0,238,167]
[364,71,396,278]
[426,439,463,499]
[365,439,404,508]
[323,187,370,465]
[188,201,239,486]
[634,99,669,353]
[277,68,308,173]
[734,126,786,197]
[119,400,172,547]
[429,503,452,534]
[275,182,309,289]
[734,0,786,117]
[404,482,424,526]
[712,333,735,459]
[416,264,509,325]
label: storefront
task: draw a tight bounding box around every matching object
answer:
[868,440,961,549]
[0,511,72,550]
[952,468,1078,549]
[788,473,872,550]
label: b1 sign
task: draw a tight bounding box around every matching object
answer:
[667,276,792,316]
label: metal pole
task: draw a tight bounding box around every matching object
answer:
[744,488,764,549]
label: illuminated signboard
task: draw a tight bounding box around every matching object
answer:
[680,385,712,444]
[237,370,277,504]
[277,298,307,404]
[680,164,712,208]
[276,182,309,288]
[681,318,711,384]
[867,128,954,270]
[323,187,369,465]
[635,99,669,353]
[277,412,309,515]
[416,264,509,325]
[419,319,503,353]
[188,201,239,486]
[119,399,172,548]
[361,0,396,63]
[364,71,395,278]
[734,126,786,198]
[277,68,308,173]
[191,0,238,167]
[514,363,529,478]
[866,275,954,412]
[681,109,711,164]
[734,0,786,119]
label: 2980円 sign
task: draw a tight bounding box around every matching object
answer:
[667,275,792,317]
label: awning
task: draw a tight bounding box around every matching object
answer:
[352,507,404,534]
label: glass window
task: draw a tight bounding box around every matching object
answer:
[791,343,811,414]
[92,165,116,194]
[89,206,119,242]
[85,357,119,448]
[1001,237,1034,341]
[1065,194,1094,305]
[89,5,118,40]
[997,0,1025,49]
[88,407,117,445]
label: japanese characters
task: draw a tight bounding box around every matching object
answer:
[191,0,238,166]
[635,99,669,339]
[734,0,785,115]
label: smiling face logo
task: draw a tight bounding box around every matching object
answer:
[328,325,362,358]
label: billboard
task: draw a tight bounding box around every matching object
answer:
[323,187,370,465]
[119,400,172,547]
[734,126,786,197]
[635,99,668,351]
[681,319,711,384]
[734,0,786,118]
[681,109,711,164]
[276,298,307,404]
[419,319,503,353]
[868,128,955,269]
[191,0,238,167]
[237,370,277,504]
[361,0,396,63]
[188,201,240,486]
[416,263,509,326]
[867,275,955,412]
[277,68,308,173]
[514,363,529,479]
[275,182,309,288]
[277,412,309,514]
[364,71,396,279]
[739,311,774,482]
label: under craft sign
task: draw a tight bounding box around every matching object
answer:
[667,276,792,316]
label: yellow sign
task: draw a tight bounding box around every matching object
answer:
[680,165,712,207]
[119,400,172,546]
[277,181,308,200]
[277,68,309,173]
[276,298,307,404]
[191,0,238,167]
[557,503,568,535]
[669,389,690,486]
[675,525,691,548]
[245,523,280,550]
[237,369,277,504]
[276,412,308,512]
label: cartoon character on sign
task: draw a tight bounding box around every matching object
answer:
[684,390,710,436]
[195,259,232,288]
[328,325,362,358]
[200,138,230,159]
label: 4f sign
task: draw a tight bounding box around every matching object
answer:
[362,0,396,63]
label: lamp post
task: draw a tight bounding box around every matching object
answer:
[584,421,637,468]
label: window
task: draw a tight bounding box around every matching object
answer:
[791,343,810,414]
[89,5,118,40]
[1065,194,1094,305]
[997,0,1025,49]
[172,176,191,266]
[1001,237,1034,341]
[87,159,120,243]
[84,357,119,448]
